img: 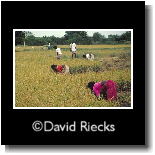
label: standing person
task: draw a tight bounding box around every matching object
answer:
[48,43,51,50]
[87,80,117,101]
[71,43,77,59]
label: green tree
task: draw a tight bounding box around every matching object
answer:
[64,31,90,44]
[25,35,37,46]
[92,32,102,42]
[119,31,131,41]
[92,32,106,44]
[23,31,34,46]
[15,31,25,45]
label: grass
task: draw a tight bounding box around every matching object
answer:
[15,44,131,107]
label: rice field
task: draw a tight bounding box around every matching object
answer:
[15,44,131,107]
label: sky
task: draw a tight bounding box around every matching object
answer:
[30,30,128,38]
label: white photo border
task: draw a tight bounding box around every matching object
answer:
[13,29,133,109]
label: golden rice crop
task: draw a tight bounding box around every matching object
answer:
[15,45,131,107]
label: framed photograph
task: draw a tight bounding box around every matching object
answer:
[1,1,145,145]
[13,29,133,109]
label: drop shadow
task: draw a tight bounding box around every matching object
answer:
[5,5,152,153]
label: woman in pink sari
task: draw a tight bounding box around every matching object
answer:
[87,80,117,101]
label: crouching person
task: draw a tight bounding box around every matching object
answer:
[87,80,117,101]
[53,45,62,59]
[51,64,70,74]
[83,54,95,60]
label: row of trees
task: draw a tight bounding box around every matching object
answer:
[15,31,131,46]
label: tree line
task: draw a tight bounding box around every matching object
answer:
[15,31,131,46]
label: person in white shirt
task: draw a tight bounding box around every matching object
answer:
[55,47,62,59]
[83,54,95,60]
[70,43,77,59]
[48,43,51,50]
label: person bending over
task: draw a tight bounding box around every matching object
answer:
[87,80,117,101]
[51,64,69,74]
